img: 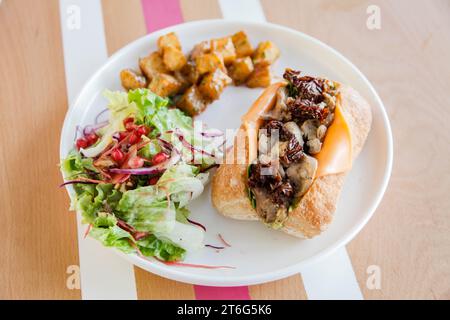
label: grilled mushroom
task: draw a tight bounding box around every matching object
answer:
[283,121,303,146]
[301,119,320,141]
[253,188,288,228]
[286,154,318,198]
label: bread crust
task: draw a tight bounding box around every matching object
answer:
[211,84,372,238]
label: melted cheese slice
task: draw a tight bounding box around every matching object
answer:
[314,101,352,177]
[242,82,352,176]
[242,82,285,162]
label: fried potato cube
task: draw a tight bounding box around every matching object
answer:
[148,73,181,97]
[198,68,232,101]
[228,57,254,85]
[210,37,236,65]
[176,85,206,116]
[231,31,253,57]
[174,70,191,92]
[246,63,271,88]
[190,41,211,60]
[195,52,225,75]
[252,41,280,65]
[157,32,181,52]
[162,46,187,71]
[181,61,201,85]
[120,69,147,91]
[139,51,169,80]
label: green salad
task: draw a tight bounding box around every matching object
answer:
[61,89,224,262]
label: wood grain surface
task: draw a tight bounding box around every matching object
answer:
[0,0,449,299]
[0,0,80,299]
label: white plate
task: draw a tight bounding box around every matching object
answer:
[60,20,393,286]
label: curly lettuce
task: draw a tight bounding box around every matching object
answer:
[60,88,223,261]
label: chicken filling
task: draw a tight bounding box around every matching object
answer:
[247,69,339,228]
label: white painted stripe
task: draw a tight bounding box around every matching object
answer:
[218,0,364,300]
[59,0,137,300]
[301,248,363,300]
[218,0,266,23]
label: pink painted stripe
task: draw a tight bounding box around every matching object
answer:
[141,0,184,32]
[139,0,250,300]
[194,286,251,300]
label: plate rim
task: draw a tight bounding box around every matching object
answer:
[60,19,393,286]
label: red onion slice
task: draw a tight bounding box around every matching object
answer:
[109,166,166,175]
[205,244,225,250]
[218,233,232,247]
[59,178,104,187]
[157,137,174,153]
[95,108,109,124]
[186,218,206,231]
[83,121,108,136]
[174,129,215,158]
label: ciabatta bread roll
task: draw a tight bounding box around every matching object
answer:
[211,69,372,238]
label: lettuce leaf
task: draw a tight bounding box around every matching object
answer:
[81,90,138,158]
[75,183,122,224]
[128,88,169,124]
[115,186,175,233]
[137,136,161,159]
[88,208,186,260]
[61,150,98,179]
[157,163,207,207]
[115,165,207,251]
[128,88,191,136]
[137,235,185,261]
[90,225,135,254]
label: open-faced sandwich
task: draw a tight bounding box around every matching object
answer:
[211,69,372,238]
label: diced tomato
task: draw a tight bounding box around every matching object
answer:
[85,133,98,145]
[111,148,124,163]
[136,125,150,137]
[118,131,128,141]
[151,152,169,165]
[128,156,144,169]
[128,133,140,145]
[148,176,159,185]
[124,117,136,131]
[76,138,88,150]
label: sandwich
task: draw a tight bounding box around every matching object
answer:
[211,69,372,238]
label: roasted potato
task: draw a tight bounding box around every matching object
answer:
[198,68,232,101]
[148,73,181,97]
[162,46,187,71]
[181,61,201,85]
[174,70,191,92]
[210,37,236,65]
[231,31,253,58]
[139,51,169,80]
[157,32,181,52]
[122,30,281,116]
[176,85,206,116]
[190,41,211,60]
[246,63,271,88]
[195,52,225,75]
[252,41,280,65]
[228,57,254,85]
[120,69,147,91]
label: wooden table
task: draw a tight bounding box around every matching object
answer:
[0,0,449,299]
